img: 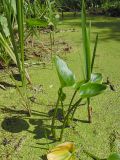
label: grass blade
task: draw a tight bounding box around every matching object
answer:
[81,0,91,81]
[16,0,26,86]
[0,33,17,64]
[91,33,99,72]
[2,0,22,74]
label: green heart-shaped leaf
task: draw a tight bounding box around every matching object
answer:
[54,56,76,88]
[107,153,120,160]
[90,73,103,83]
[79,82,107,98]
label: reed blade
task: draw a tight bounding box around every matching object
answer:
[91,33,99,72]
[81,0,91,81]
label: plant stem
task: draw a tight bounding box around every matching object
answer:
[87,98,92,123]
[71,99,83,121]
[83,150,107,160]
[66,90,77,123]
[61,100,65,119]
[16,0,26,87]
[50,31,53,63]
[51,88,62,138]
[3,0,22,78]
[60,98,82,141]
[10,72,31,116]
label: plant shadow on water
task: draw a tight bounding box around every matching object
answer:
[29,119,51,139]
[0,106,50,118]
[0,106,30,115]
[28,118,62,141]
[41,155,47,160]
[1,106,60,146]
[0,81,16,88]
[48,108,64,121]
[1,117,29,133]
[12,73,22,81]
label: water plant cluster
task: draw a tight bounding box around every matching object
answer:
[0,0,119,160]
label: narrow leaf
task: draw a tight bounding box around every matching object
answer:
[16,0,26,86]
[0,15,10,37]
[0,33,17,64]
[91,33,98,72]
[81,0,91,81]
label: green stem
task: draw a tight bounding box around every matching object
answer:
[60,98,82,141]
[50,31,53,63]
[61,100,65,119]
[3,0,22,77]
[66,90,77,123]
[51,88,62,138]
[16,0,26,87]
[10,72,31,116]
[83,150,106,160]
[71,99,82,121]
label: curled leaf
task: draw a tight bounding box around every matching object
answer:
[47,142,75,160]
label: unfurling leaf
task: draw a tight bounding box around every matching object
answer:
[90,73,103,84]
[47,142,75,160]
[79,82,107,98]
[54,56,76,88]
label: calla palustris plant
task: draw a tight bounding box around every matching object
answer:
[52,0,108,141]
[51,56,76,138]
[47,142,75,160]
[52,55,107,141]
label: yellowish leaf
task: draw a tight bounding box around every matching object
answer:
[47,142,75,160]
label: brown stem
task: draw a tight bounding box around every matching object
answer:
[87,98,92,123]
